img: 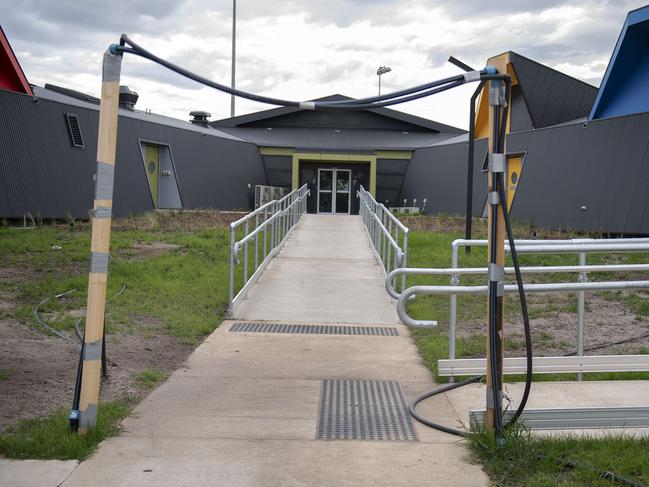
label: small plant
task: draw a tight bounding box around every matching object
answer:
[0,369,12,380]
[0,401,130,460]
[133,368,167,389]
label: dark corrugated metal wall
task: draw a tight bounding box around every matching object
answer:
[376,158,409,206]
[400,139,488,216]
[402,113,649,234]
[0,89,266,219]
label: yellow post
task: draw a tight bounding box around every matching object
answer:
[485,73,507,435]
[78,48,122,434]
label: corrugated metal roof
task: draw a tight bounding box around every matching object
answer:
[0,88,266,219]
[213,94,466,134]
[32,85,246,142]
[218,126,455,151]
[510,52,599,129]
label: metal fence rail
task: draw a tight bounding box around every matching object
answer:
[358,185,409,291]
[228,184,309,314]
[390,237,649,379]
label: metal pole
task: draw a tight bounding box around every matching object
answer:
[263,207,268,259]
[243,219,249,284]
[577,252,586,381]
[402,230,408,292]
[254,212,259,270]
[229,225,235,313]
[230,0,236,117]
[465,82,485,254]
[78,48,122,434]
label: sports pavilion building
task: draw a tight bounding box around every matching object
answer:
[2,5,649,234]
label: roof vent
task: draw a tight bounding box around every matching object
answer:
[189,110,211,127]
[119,86,139,111]
[64,113,84,148]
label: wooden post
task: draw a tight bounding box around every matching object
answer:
[78,48,122,434]
[485,73,506,436]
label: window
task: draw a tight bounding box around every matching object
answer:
[65,113,84,148]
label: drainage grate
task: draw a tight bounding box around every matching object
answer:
[316,380,418,441]
[229,322,399,336]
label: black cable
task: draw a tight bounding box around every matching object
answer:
[497,173,532,424]
[116,35,477,111]
[408,376,482,437]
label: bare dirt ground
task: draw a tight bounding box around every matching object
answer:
[0,296,193,431]
[456,294,649,357]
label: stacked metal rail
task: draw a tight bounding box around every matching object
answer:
[358,185,409,292]
[228,184,309,314]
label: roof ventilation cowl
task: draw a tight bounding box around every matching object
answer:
[190,110,211,127]
[118,85,139,111]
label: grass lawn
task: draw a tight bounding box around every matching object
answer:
[401,216,649,487]
[0,401,131,460]
[403,224,649,382]
[0,211,239,459]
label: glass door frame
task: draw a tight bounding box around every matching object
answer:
[334,169,351,215]
[317,168,351,215]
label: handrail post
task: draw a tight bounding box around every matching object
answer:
[402,230,409,293]
[263,207,268,259]
[577,252,587,381]
[229,225,235,314]
[254,212,259,270]
[243,219,249,285]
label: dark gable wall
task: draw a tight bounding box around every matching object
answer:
[0,89,265,219]
[262,155,292,187]
[401,139,488,216]
[376,158,409,207]
[508,112,649,234]
[403,112,649,234]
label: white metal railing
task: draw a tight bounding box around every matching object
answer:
[388,237,649,379]
[358,185,409,292]
[228,184,309,314]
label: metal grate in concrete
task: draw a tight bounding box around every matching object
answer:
[229,322,399,336]
[316,380,418,441]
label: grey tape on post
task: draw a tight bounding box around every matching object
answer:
[102,50,122,82]
[90,252,109,273]
[299,101,315,110]
[93,207,112,219]
[83,340,103,361]
[79,404,98,429]
[488,263,504,282]
[95,162,115,200]
[463,71,481,82]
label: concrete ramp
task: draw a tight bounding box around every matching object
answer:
[63,214,488,487]
[236,215,398,324]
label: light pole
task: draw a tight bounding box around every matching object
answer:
[377,66,391,95]
[231,0,236,117]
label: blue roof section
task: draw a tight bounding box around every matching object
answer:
[589,5,649,120]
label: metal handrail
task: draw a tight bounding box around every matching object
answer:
[228,184,310,314]
[358,185,409,291]
[386,263,649,299]
[397,280,649,328]
[394,237,649,381]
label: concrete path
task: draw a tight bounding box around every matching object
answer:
[0,459,78,487]
[62,215,489,487]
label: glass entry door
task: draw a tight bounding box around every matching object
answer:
[318,168,351,214]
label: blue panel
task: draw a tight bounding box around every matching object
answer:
[590,6,649,120]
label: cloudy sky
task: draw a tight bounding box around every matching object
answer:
[2,0,645,128]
